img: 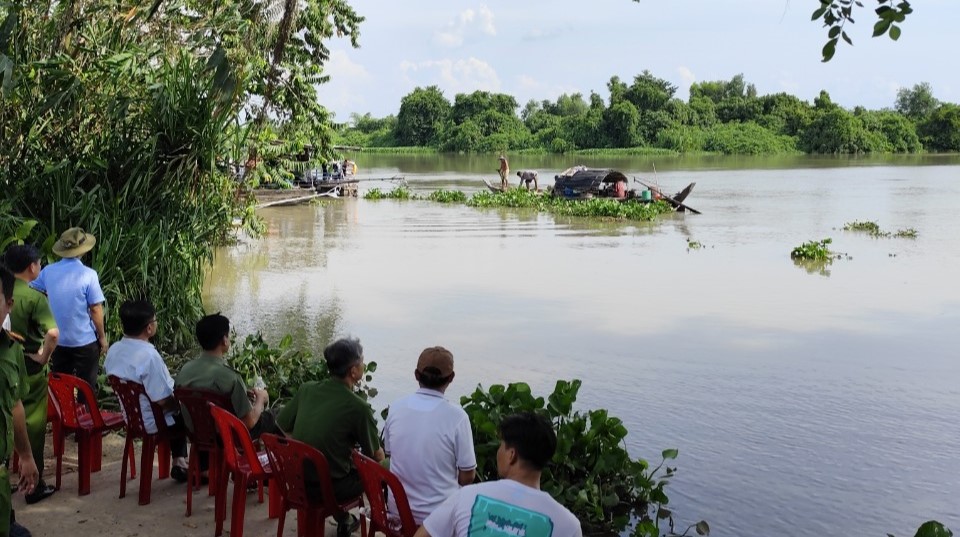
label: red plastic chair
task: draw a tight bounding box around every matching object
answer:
[352,451,416,537]
[263,434,365,537]
[47,372,126,495]
[174,386,233,517]
[108,375,183,505]
[209,404,281,537]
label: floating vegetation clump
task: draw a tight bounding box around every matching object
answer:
[467,189,673,222]
[363,187,416,200]
[687,239,704,250]
[843,220,918,239]
[362,186,673,222]
[427,190,468,203]
[791,238,835,261]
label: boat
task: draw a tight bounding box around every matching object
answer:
[482,178,508,193]
[552,167,699,214]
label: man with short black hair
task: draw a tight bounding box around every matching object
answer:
[1,265,40,537]
[30,227,106,390]
[384,346,476,524]
[175,313,274,437]
[277,337,383,537]
[415,412,582,537]
[104,300,188,482]
[2,244,59,504]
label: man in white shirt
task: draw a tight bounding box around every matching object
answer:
[384,346,476,524]
[415,412,582,537]
[103,300,188,482]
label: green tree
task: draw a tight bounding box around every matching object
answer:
[395,86,451,146]
[895,82,939,122]
[603,101,641,147]
[919,103,960,152]
[624,70,677,112]
[758,93,813,136]
[450,91,518,124]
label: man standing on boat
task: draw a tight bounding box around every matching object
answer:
[497,155,509,190]
[517,170,539,191]
[383,346,476,524]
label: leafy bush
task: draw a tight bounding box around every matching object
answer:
[162,333,378,409]
[460,380,706,537]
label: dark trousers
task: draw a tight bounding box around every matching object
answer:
[51,342,100,389]
[168,414,188,459]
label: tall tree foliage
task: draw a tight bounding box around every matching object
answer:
[0,0,361,350]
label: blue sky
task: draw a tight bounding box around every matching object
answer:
[321,0,960,121]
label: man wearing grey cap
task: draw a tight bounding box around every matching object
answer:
[383,346,476,524]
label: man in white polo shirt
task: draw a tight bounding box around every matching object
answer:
[383,346,476,524]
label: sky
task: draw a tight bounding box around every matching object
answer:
[320,0,960,122]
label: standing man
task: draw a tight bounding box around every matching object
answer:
[517,170,539,191]
[415,412,582,537]
[30,227,106,390]
[384,346,475,524]
[104,300,188,482]
[1,265,40,537]
[277,337,383,537]
[2,245,59,504]
[497,155,510,190]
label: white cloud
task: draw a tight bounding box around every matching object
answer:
[434,5,496,48]
[321,50,373,119]
[400,57,501,95]
[325,50,372,82]
[677,66,696,88]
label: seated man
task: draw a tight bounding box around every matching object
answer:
[175,313,276,439]
[383,346,475,524]
[104,300,188,482]
[277,337,383,537]
[416,412,582,537]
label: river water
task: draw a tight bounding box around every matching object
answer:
[204,154,960,537]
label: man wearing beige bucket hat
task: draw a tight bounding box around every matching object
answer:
[30,227,107,390]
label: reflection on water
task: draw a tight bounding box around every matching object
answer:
[204,157,960,537]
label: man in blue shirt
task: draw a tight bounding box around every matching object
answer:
[30,227,107,389]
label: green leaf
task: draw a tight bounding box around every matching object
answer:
[914,521,953,537]
[873,19,892,37]
[662,448,679,460]
[811,6,828,21]
[841,31,853,45]
[821,38,838,62]
[828,26,841,38]
[889,25,901,41]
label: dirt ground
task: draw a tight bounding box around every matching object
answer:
[10,431,353,537]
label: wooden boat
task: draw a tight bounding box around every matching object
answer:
[483,178,508,193]
[552,167,700,214]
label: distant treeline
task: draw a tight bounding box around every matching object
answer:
[334,72,959,155]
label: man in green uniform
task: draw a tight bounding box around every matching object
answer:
[175,314,276,472]
[277,337,383,537]
[3,245,59,504]
[1,265,40,537]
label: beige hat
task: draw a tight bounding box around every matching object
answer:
[53,227,96,258]
[417,346,454,377]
